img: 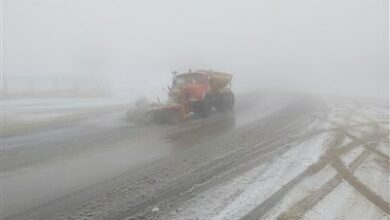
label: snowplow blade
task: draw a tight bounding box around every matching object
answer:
[148,104,186,124]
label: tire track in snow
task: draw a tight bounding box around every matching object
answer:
[116,122,322,220]
[345,132,389,161]
[274,107,388,220]
[241,134,381,220]
[332,158,390,215]
[276,149,372,220]
[241,106,387,220]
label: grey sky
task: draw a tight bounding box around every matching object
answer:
[3,0,388,99]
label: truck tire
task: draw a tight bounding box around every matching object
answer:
[214,95,226,113]
[195,95,212,118]
[225,91,234,111]
[215,91,234,113]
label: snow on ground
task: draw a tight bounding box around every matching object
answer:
[354,154,390,203]
[302,182,388,220]
[160,133,328,220]
[159,100,389,220]
[160,164,269,220]
[3,97,132,123]
[3,95,387,220]
[2,97,135,137]
[264,101,389,220]
[4,97,132,110]
[358,106,389,121]
[199,134,327,220]
[377,142,390,156]
[339,136,354,148]
[340,146,364,166]
[261,164,338,220]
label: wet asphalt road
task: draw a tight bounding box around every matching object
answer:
[1,93,329,220]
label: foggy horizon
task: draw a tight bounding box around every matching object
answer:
[2,0,388,100]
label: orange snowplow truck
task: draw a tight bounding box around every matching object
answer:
[149,70,234,124]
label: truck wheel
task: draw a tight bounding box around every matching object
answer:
[214,95,226,113]
[225,92,234,111]
[215,92,234,113]
[198,95,212,118]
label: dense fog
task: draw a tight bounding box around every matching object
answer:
[3,0,388,101]
[2,2,389,220]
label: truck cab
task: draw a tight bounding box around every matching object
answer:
[170,72,211,103]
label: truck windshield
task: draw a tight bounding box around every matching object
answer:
[174,74,203,86]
